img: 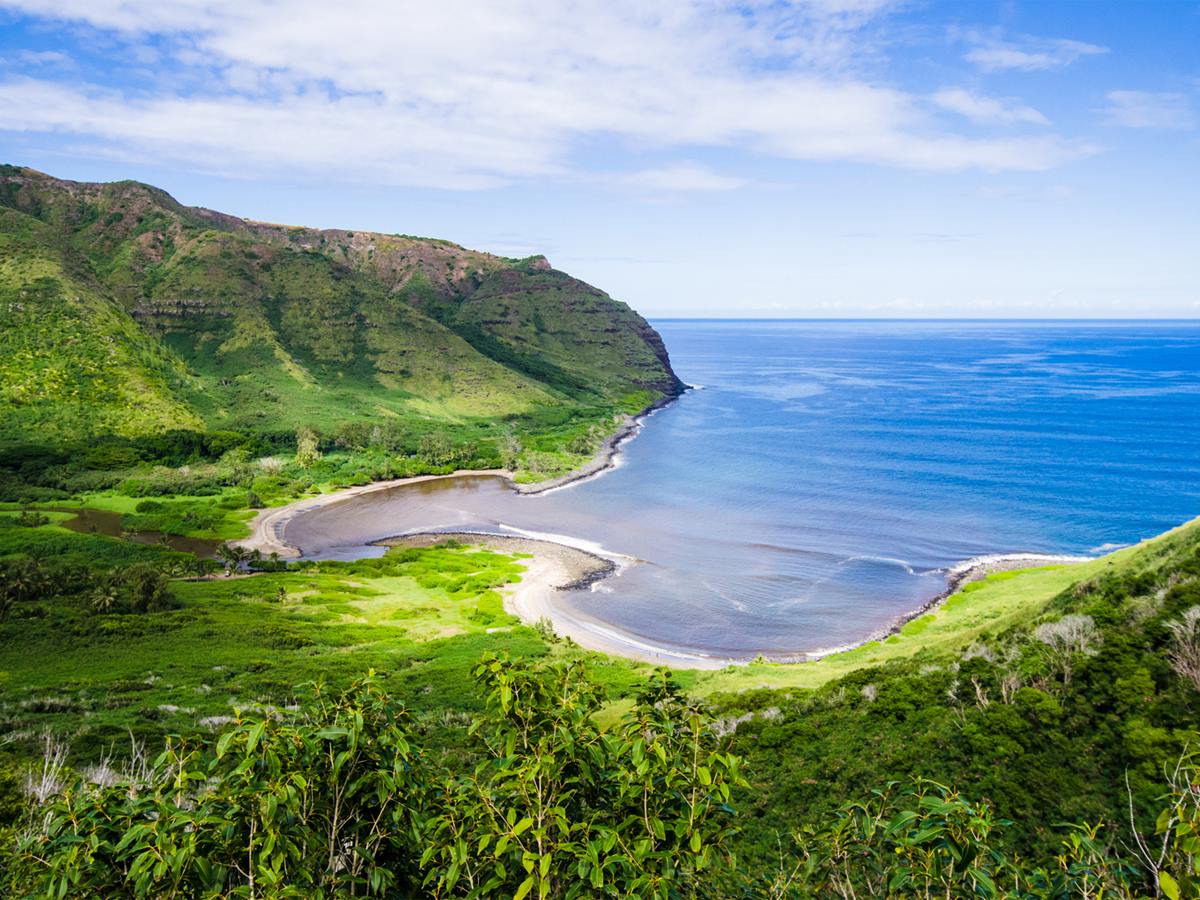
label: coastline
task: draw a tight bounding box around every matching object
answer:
[784,551,1096,664]
[512,390,685,495]
[234,386,1100,670]
[237,391,684,559]
[380,533,1096,669]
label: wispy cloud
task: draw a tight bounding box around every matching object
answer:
[6,49,74,68]
[963,32,1108,72]
[1101,91,1195,130]
[932,89,1048,126]
[0,1,1098,187]
[619,164,747,192]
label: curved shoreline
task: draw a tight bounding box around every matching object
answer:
[246,486,1096,667]
[237,394,680,560]
[379,532,748,668]
[785,551,1096,664]
[380,532,1095,669]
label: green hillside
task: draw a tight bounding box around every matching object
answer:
[0,165,681,447]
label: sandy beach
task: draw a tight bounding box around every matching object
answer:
[381,534,1095,669]
[238,472,1096,669]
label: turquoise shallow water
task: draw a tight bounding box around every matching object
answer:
[286,320,1200,658]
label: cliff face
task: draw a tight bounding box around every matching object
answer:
[0,165,681,442]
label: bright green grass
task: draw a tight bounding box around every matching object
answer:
[0,530,649,761]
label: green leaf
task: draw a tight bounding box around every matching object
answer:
[1159,871,1180,900]
[247,720,266,754]
[514,875,536,900]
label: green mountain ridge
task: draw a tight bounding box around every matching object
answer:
[0,165,682,445]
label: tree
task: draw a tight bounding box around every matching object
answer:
[89,582,119,614]
[498,429,523,470]
[121,564,173,613]
[1034,613,1100,685]
[217,542,249,576]
[418,433,456,467]
[420,656,745,899]
[7,662,747,898]
[0,558,49,620]
[1167,606,1200,692]
[9,675,425,898]
[1125,743,1200,900]
[762,779,1141,899]
[295,426,321,468]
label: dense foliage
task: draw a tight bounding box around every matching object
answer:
[717,521,1200,886]
[2,166,1198,892]
[3,658,745,899]
[2,662,1198,897]
[1,492,1199,898]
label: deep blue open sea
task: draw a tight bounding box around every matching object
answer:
[289,321,1200,659]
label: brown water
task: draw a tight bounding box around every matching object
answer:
[54,507,221,558]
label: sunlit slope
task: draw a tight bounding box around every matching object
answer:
[0,165,681,442]
[0,208,203,440]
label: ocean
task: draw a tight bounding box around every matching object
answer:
[284,320,1200,659]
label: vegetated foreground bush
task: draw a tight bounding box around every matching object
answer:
[3,656,745,899]
[3,655,1198,898]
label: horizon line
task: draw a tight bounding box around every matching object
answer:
[646,316,1200,322]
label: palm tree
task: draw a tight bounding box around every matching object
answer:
[0,559,46,620]
[91,584,119,614]
[216,543,249,576]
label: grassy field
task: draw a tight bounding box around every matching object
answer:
[4,498,1199,894]
[0,519,655,763]
[686,562,1106,694]
[687,520,1197,695]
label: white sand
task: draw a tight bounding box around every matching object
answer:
[383,533,736,670]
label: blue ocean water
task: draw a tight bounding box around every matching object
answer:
[289,321,1200,659]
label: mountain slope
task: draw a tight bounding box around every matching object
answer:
[0,165,682,444]
[0,206,203,441]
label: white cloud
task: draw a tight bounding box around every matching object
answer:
[620,163,747,192]
[7,49,74,67]
[0,1,1099,186]
[964,34,1108,72]
[1101,91,1195,130]
[932,89,1048,126]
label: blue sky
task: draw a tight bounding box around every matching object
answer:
[0,0,1197,317]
